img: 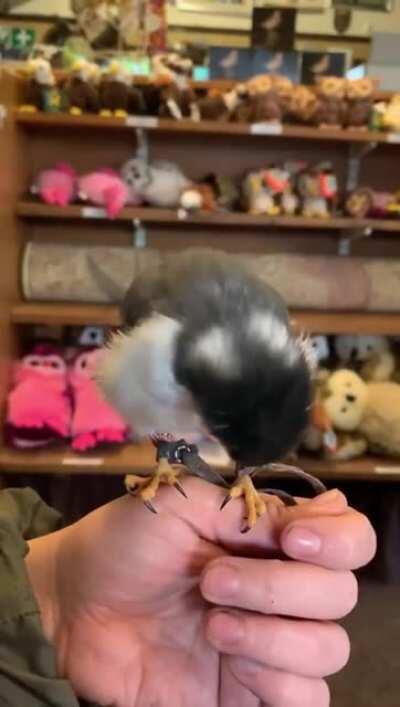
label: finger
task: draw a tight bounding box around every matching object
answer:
[281,509,377,570]
[134,476,348,556]
[219,655,260,707]
[228,659,330,707]
[201,557,358,620]
[206,611,350,678]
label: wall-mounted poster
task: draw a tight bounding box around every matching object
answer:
[253,49,301,82]
[301,51,347,84]
[251,7,296,51]
[209,47,253,80]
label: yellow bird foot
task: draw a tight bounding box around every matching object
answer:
[267,207,280,216]
[100,109,112,117]
[19,104,37,113]
[114,109,128,118]
[220,474,267,533]
[70,106,82,116]
[125,458,187,513]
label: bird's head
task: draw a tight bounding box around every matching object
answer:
[174,316,314,467]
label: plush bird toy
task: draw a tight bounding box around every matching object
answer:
[98,249,325,531]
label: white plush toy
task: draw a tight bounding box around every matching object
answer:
[121,157,190,208]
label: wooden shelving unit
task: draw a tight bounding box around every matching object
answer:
[15,110,399,145]
[11,302,400,336]
[16,200,400,235]
[2,69,400,484]
[1,441,399,482]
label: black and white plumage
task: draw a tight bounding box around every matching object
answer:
[98,250,314,468]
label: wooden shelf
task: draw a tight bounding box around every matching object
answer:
[10,302,400,335]
[16,200,400,234]
[1,442,399,482]
[10,302,121,326]
[14,111,398,144]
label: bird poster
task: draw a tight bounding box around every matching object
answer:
[253,49,301,82]
[301,51,347,85]
[209,47,253,80]
[251,7,296,52]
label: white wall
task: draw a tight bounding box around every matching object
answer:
[9,0,72,17]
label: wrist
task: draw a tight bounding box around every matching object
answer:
[25,529,63,649]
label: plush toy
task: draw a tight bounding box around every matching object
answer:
[270,74,293,118]
[345,187,397,218]
[99,60,130,117]
[19,58,57,113]
[234,74,281,123]
[297,163,338,218]
[320,368,400,458]
[64,58,100,115]
[69,348,129,452]
[202,174,240,212]
[242,170,278,215]
[334,334,396,382]
[382,94,400,132]
[153,53,199,121]
[288,85,318,125]
[31,162,77,207]
[78,169,129,218]
[197,84,248,121]
[121,157,190,208]
[179,183,217,213]
[5,343,71,449]
[345,78,375,130]
[310,334,330,366]
[313,76,347,129]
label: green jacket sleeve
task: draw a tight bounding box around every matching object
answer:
[0,487,79,707]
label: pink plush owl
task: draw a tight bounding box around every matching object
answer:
[78,169,130,219]
[31,162,77,207]
[5,343,71,449]
[69,347,129,451]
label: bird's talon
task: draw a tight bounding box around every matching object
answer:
[143,499,157,514]
[174,481,188,498]
[220,494,232,511]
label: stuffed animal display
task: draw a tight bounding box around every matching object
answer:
[301,334,400,461]
[31,163,141,218]
[5,338,129,452]
[19,56,394,134]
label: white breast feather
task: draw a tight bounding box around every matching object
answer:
[97,314,202,437]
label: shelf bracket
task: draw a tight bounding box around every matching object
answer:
[346,141,377,192]
[338,225,373,255]
[135,128,149,162]
[132,218,147,248]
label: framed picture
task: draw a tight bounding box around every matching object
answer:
[174,0,252,16]
[252,8,296,51]
[0,0,72,18]
[209,47,253,79]
[253,49,301,82]
[301,51,349,84]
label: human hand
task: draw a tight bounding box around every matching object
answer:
[26,478,376,707]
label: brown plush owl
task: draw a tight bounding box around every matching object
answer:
[288,85,318,125]
[345,78,375,130]
[234,74,281,123]
[313,76,347,129]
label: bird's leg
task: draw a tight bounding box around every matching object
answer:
[125,440,189,513]
[221,462,327,533]
[221,471,267,533]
